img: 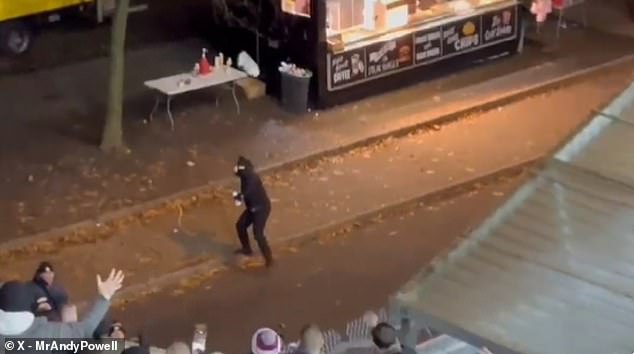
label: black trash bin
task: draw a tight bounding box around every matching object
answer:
[280,69,312,114]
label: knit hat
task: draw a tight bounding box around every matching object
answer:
[371,322,397,349]
[33,261,54,283]
[0,281,36,312]
[251,328,282,354]
[35,261,54,275]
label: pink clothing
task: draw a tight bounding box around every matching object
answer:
[531,0,552,23]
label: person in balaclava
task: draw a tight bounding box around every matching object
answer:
[232,156,274,267]
[30,261,69,321]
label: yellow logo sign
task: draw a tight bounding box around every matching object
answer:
[462,21,476,36]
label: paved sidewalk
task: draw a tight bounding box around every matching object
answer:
[2,69,632,304]
[1,28,633,242]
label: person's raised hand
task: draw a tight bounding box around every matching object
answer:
[96,269,125,300]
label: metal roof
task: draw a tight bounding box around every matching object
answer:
[392,82,634,354]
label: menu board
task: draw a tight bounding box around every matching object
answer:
[327,5,520,91]
[365,34,413,78]
[482,6,516,44]
[442,16,481,56]
[328,48,367,89]
[413,27,442,64]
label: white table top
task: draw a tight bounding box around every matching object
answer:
[144,67,248,95]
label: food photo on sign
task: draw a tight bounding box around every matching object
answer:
[443,17,481,55]
[366,35,413,77]
[483,7,516,43]
[329,48,367,88]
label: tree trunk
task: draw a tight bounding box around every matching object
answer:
[101,0,130,152]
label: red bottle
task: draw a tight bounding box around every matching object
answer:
[199,48,212,75]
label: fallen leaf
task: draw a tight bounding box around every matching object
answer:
[389,231,398,236]
[465,167,475,173]
[425,170,435,175]
[186,161,196,167]
[333,170,345,176]
[492,191,505,197]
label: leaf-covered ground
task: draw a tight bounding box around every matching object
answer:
[3,69,632,303]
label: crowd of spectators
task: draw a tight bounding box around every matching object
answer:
[0,262,417,354]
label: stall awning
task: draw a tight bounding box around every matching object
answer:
[391,83,634,354]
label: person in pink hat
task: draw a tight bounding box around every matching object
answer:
[251,327,283,354]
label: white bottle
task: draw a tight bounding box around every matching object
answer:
[232,191,243,206]
[192,324,207,354]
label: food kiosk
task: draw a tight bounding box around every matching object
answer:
[278,0,524,107]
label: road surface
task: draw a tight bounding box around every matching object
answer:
[113,175,526,353]
[3,66,633,304]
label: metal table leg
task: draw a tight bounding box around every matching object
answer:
[166,95,175,131]
[149,94,160,122]
[232,82,240,115]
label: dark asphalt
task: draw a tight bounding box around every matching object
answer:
[113,175,527,353]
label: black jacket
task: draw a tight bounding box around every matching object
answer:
[235,156,271,212]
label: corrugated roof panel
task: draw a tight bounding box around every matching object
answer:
[622,102,634,123]
[604,82,634,123]
[401,223,634,354]
[559,121,634,187]
[417,246,634,354]
[393,82,634,354]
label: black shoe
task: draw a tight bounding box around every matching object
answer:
[234,248,253,256]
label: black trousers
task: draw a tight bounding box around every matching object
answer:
[235,207,273,261]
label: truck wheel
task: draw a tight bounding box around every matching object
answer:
[0,21,32,56]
